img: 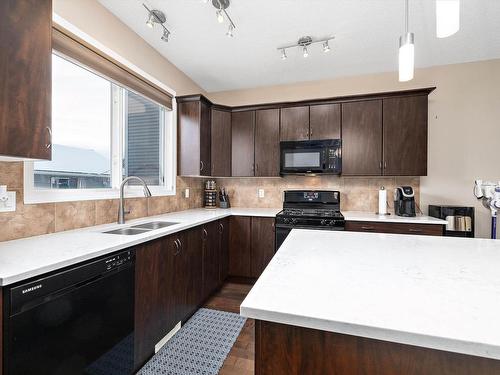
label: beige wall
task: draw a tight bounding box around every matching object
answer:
[53,0,204,96]
[210,59,500,238]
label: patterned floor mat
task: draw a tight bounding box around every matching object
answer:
[138,308,246,375]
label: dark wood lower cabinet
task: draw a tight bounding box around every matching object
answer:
[229,216,276,279]
[345,221,444,236]
[255,320,500,375]
[229,216,252,277]
[251,217,275,278]
[202,220,221,301]
[219,218,230,283]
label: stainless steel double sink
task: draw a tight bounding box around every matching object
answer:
[103,221,178,235]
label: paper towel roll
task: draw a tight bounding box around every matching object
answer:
[378,187,387,215]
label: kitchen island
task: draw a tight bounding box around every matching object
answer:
[240,230,500,374]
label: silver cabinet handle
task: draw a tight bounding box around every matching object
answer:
[361,226,375,231]
[174,238,180,255]
[219,223,224,234]
[203,228,208,238]
[45,127,52,149]
[379,161,382,170]
[408,228,423,233]
[200,160,204,172]
[384,161,387,169]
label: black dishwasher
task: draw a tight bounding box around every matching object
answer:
[3,249,135,375]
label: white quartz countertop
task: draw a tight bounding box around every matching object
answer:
[343,211,446,225]
[241,229,500,360]
[0,207,280,286]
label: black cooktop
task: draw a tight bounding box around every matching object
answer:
[278,208,344,219]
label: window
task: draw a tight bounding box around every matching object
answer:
[24,53,175,203]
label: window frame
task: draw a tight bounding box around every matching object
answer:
[24,49,177,204]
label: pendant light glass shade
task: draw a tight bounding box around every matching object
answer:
[399,32,414,82]
[436,0,460,38]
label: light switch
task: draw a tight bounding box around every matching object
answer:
[184,188,190,198]
[258,188,265,198]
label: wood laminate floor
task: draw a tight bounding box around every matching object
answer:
[204,282,255,375]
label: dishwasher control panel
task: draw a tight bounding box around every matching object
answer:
[105,250,134,271]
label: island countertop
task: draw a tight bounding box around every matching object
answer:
[240,229,500,360]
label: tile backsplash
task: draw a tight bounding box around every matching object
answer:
[216,175,420,212]
[0,162,204,242]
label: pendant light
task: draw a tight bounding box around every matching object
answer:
[436,0,460,38]
[399,0,415,82]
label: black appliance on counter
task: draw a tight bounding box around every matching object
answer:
[394,186,416,217]
[280,139,341,175]
[3,249,136,375]
[429,205,475,238]
[275,190,345,250]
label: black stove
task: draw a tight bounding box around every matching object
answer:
[275,190,345,250]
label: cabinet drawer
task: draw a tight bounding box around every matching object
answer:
[345,221,443,236]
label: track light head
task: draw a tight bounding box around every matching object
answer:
[302,46,309,58]
[281,49,287,60]
[323,41,330,53]
[146,14,155,28]
[226,24,234,37]
[161,30,170,42]
[216,9,224,23]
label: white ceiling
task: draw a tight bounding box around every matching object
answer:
[98,0,500,92]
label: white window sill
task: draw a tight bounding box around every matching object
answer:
[23,186,176,205]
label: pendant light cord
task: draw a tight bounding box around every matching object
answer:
[405,0,409,34]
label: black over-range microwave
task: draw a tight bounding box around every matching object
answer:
[280,139,342,175]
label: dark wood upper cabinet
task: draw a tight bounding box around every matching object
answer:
[231,111,255,177]
[255,109,280,177]
[309,104,341,140]
[280,106,310,141]
[177,98,211,176]
[341,100,383,176]
[229,216,252,277]
[0,0,52,159]
[250,217,276,278]
[211,109,231,177]
[383,95,428,176]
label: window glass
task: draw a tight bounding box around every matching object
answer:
[34,55,112,189]
[124,90,163,186]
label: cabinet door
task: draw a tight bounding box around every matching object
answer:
[182,226,203,319]
[202,220,220,300]
[255,109,280,177]
[280,106,310,141]
[229,216,252,277]
[310,104,341,140]
[251,217,276,278]
[178,101,201,176]
[134,237,176,367]
[341,100,383,176]
[219,218,230,284]
[211,109,231,176]
[200,100,212,176]
[383,96,428,176]
[0,0,52,159]
[231,111,255,176]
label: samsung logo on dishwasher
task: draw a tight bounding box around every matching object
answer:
[22,284,42,294]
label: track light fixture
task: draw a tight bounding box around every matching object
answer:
[277,36,335,60]
[143,3,171,43]
[204,0,237,37]
[398,0,415,82]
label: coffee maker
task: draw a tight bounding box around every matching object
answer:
[394,186,416,217]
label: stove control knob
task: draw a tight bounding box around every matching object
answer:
[320,219,327,226]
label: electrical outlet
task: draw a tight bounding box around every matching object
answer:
[0,191,16,212]
[258,188,265,198]
[183,188,190,198]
